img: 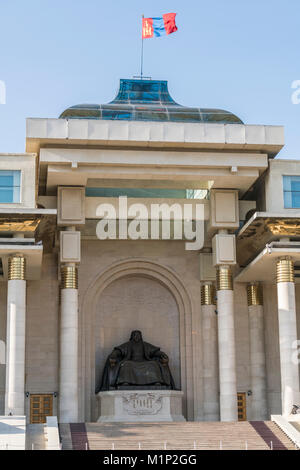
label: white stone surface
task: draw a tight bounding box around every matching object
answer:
[271,415,300,448]
[46,119,68,139]
[45,416,60,450]
[288,414,300,422]
[217,289,238,421]
[277,281,300,416]
[225,124,246,144]
[97,390,185,422]
[248,304,268,419]
[59,288,79,423]
[40,147,268,168]
[5,280,26,415]
[26,118,284,158]
[245,125,266,145]
[202,302,219,420]
[0,341,5,365]
[0,416,26,450]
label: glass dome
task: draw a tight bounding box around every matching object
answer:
[59,78,243,124]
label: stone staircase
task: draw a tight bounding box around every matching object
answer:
[59,421,297,450]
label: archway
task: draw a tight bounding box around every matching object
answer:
[79,258,194,422]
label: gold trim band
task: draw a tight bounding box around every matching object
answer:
[247,283,263,306]
[201,284,216,305]
[276,258,294,284]
[8,255,26,281]
[216,266,233,291]
[61,266,78,289]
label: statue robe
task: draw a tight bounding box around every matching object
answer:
[97,340,175,392]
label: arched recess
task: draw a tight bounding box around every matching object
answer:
[79,258,195,422]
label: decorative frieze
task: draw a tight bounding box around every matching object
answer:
[276,257,294,284]
[123,393,162,416]
[8,255,26,281]
[201,283,216,305]
[61,265,78,289]
[216,265,233,291]
[247,283,263,306]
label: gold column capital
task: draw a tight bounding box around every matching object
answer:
[276,257,294,284]
[61,265,78,289]
[201,283,216,305]
[247,282,263,306]
[8,255,26,281]
[216,265,233,291]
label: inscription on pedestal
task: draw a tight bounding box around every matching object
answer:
[98,390,185,422]
[122,393,162,415]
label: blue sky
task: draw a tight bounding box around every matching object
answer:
[0,0,299,158]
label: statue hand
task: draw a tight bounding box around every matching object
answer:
[160,353,169,364]
[109,358,117,367]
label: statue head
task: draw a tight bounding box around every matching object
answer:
[130,330,143,343]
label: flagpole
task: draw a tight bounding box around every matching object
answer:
[140,15,144,79]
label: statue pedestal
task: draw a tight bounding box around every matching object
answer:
[97,390,186,422]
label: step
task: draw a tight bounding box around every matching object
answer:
[59,421,296,450]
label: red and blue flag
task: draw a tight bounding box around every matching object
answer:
[142,13,177,39]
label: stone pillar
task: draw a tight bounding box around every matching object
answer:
[216,265,238,421]
[59,264,79,423]
[5,255,26,415]
[247,282,268,420]
[201,282,219,421]
[276,257,300,416]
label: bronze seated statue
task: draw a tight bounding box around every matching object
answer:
[97,330,175,391]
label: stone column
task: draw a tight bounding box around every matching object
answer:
[201,282,219,421]
[216,265,238,421]
[59,264,79,423]
[276,257,300,416]
[247,282,268,420]
[5,255,26,415]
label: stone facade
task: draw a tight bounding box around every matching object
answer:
[0,79,299,424]
[0,241,299,421]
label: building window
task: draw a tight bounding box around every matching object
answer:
[283,175,300,208]
[0,170,21,203]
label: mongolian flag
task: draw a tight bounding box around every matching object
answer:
[142,13,178,39]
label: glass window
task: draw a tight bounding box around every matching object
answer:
[85,187,209,199]
[0,170,21,203]
[85,188,187,198]
[283,175,300,208]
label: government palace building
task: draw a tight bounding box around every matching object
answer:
[0,78,299,447]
